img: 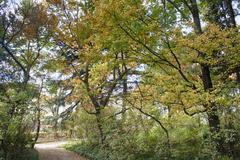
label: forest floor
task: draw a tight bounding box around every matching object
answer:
[35,141,87,160]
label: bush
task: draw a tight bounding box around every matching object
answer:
[66,142,108,160]
[64,108,239,160]
[0,149,38,160]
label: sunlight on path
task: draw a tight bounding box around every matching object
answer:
[35,141,87,160]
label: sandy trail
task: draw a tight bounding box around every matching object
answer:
[35,141,87,160]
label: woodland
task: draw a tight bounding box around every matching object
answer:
[0,0,240,159]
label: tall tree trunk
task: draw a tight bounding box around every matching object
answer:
[190,0,225,155]
[207,0,238,156]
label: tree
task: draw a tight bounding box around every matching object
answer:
[0,0,57,158]
[79,0,240,157]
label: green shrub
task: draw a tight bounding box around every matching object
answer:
[66,143,108,160]
[0,149,38,160]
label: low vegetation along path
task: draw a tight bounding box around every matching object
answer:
[35,141,87,160]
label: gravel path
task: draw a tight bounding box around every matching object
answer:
[35,141,87,160]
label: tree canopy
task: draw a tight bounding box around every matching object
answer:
[0,0,240,159]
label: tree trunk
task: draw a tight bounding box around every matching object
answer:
[53,119,59,139]
[121,63,128,122]
[207,107,225,153]
[32,108,41,148]
[32,79,43,148]
[95,107,105,146]
[190,0,225,155]
[224,0,236,27]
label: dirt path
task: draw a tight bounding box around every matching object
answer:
[35,141,87,160]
